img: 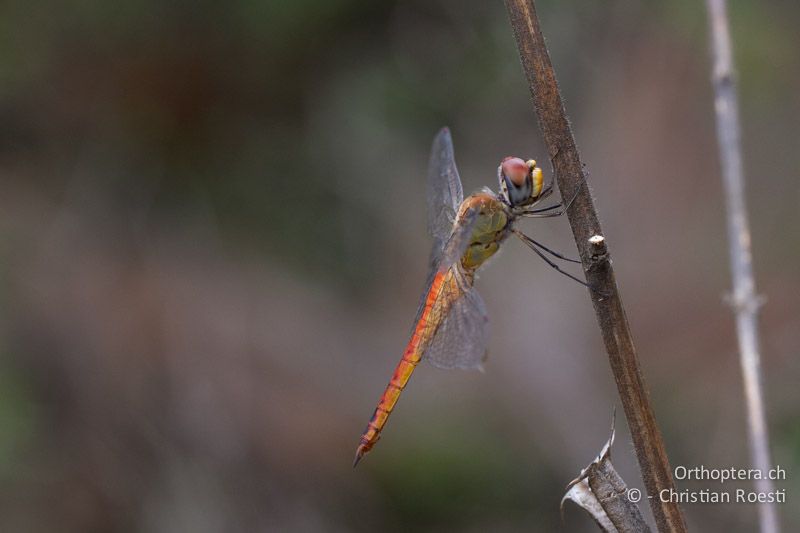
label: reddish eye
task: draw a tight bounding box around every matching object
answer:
[501,157,528,187]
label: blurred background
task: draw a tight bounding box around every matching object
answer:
[1,1,798,531]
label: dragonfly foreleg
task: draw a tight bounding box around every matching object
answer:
[521,202,563,215]
[519,206,567,218]
[520,178,585,218]
[513,229,589,288]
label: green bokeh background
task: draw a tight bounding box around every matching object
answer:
[1,1,798,531]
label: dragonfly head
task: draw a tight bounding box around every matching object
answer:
[498,157,544,207]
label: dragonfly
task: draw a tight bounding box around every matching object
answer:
[354,127,586,466]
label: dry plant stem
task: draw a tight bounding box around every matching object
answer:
[503,2,687,531]
[588,458,650,533]
[705,1,779,532]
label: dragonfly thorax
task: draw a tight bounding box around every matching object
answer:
[460,193,510,271]
[498,157,544,208]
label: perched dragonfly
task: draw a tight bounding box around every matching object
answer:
[354,127,585,466]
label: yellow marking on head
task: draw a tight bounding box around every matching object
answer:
[527,160,543,199]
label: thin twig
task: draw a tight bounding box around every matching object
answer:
[705,1,780,532]
[503,2,686,531]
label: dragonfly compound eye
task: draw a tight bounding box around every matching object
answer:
[500,156,533,206]
[501,157,527,187]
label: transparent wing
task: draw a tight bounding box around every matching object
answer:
[423,284,489,370]
[412,127,472,331]
[412,204,479,329]
[427,127,464,251]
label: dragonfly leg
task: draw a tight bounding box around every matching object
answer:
[513,229,589,288]
[520,179,585,218]
[520,235,581,263]
[524,202,563,214]
[519,207,567,218]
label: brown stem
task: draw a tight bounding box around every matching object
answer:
[503,2,687,531]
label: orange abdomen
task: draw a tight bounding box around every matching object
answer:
[353,271,450,466]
